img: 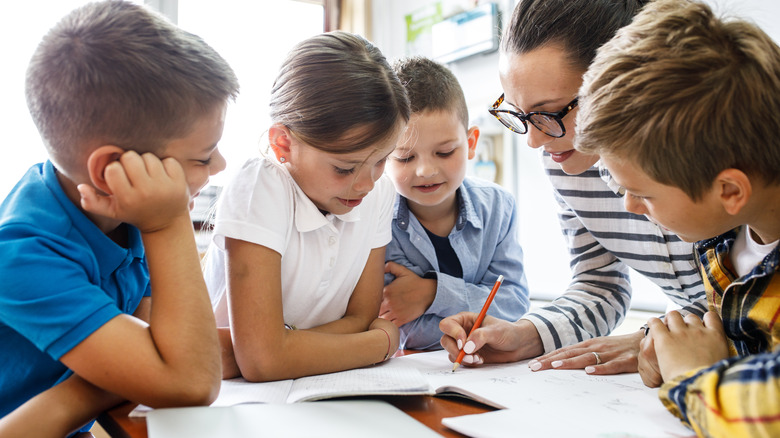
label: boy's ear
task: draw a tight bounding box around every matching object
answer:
[269,123,293,163]
[466,126,480,160]
[715,168,751,216]
[86,145,125,195]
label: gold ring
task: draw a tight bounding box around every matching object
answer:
[592,351,601,365]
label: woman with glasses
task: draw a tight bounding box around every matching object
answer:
[439,0,707,380]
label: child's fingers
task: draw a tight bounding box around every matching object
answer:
[121,152,169,191]
[646,317,668,339]
[637,333,662,387]
[646,316,666,330]
[378,308,395,323]
[111,151,144,189]
[384,261,410,278]
[77,184,104,213]
[702,311,725,333]
[683,312,705,328]
[140,151,166,178]
[640,327,654,351]
[160,156,185,181]
[378,298,390,316]
[103,160,132,195]
[661,311,685,331]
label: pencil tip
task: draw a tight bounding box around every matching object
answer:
[452,363,460,372]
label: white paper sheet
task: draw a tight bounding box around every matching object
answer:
[443,405,695,438]
[396,350,694,437]
[147,400,441,438]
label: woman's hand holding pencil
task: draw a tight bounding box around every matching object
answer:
[439,279,548,367]
[451,276,505,371]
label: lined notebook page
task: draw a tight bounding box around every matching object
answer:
[286,364,431,403]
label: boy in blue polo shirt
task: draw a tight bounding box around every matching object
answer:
[0,2,238,436]
[382,57,529,350]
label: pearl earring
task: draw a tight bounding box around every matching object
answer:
[280,157,286,163]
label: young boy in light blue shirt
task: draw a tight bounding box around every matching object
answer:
[382,57,529,350]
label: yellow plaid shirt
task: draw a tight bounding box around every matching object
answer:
[659,227,780,438]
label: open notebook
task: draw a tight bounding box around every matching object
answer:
[212,362,431,405]
[209,354,525,408]
[131,360,433,416]
[131,350,516,417]
[133,349,693,438]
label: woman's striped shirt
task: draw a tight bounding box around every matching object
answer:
[523,153,708,352]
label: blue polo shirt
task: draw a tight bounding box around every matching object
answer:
[0,161,149,428]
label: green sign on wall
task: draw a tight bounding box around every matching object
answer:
[405,2,443,56]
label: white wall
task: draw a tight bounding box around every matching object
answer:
[708,0,780,43]
[370,0,780,309]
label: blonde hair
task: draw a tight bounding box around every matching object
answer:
[25,1,239,175]
[269,31,410,154]
[576,0,780,200]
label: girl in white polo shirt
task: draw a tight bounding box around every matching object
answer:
[203,31,409,381]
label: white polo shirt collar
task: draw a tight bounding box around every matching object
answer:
[291,182,362,233]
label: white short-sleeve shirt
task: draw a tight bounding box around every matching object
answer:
[204,156,394,329]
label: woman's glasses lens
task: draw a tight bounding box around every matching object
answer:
[528,114,564,137]
[496,112,528,134]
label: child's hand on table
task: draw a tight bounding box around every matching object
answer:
[649,311,729,383]
[638,328,663,387]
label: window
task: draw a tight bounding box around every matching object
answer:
[177,1,324,187]
[1,1,324,198]
[2,1,144,198]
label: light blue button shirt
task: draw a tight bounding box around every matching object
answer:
[385,177,530,349]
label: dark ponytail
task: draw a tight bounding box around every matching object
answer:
[501,0,650,70]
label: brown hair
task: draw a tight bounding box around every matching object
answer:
[393,56,468,130]
[502,0,650,70]
[269,31,410,154]
[25,0,239,175]
[576,0,780,200]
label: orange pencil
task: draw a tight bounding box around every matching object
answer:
[452,275,504,372]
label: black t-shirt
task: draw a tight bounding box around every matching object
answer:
[422,226,463,278]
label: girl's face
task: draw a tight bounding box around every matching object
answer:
[498,44,599,175]
[285,123,404,215]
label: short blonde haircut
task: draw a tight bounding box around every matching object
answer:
[576,0,780,200]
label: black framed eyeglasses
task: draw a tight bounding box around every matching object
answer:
[488,93,579,138]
